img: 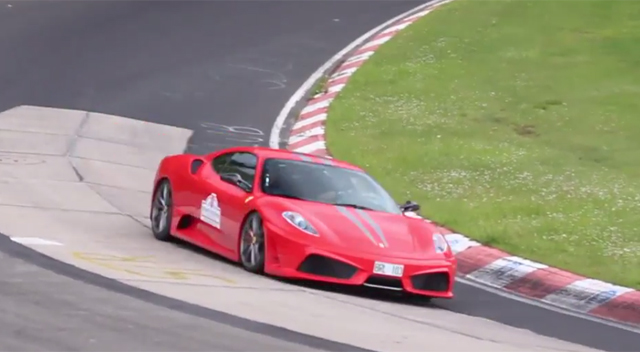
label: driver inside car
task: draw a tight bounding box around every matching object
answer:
[264,162,340,203]
[297,167,342,203]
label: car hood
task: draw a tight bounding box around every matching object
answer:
[268,199,443,259]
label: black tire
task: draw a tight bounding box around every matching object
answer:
[150,179,173,242]
[239,212,266,273]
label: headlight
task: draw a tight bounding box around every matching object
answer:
[433,233,449,253]
[282,211,318,236]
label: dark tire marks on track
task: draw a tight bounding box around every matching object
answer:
[0,234,369,352]
[439,284,640,351]
[0,0,423,153]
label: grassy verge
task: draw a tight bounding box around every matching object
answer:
[311,75,329,97]
[326,0,640,288]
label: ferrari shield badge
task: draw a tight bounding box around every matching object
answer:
[201,193,221,229]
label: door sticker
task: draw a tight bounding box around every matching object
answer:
[201,193,221,228]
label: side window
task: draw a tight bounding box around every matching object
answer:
[190,159,204,175]
[212,153,232,174]
[225,152,258,190]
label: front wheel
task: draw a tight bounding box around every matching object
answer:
[239,212,266,273]
[150,180,173,241]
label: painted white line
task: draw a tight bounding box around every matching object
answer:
[269,0,449,148]
[359,35,392,51]
[466,256,548,289]
[292,141,326,154]
[444,233,480,254]
[457,276,640,334]
[542,279,634,313]
[329,67,359,82]
[344,51,375,65]
[404,8,434,22]
[289,126,326,145]
[300,99,332,116]
[292,113,327,131]
[380,21,413,35]
[326,83,345,94]
[10,237,63,246]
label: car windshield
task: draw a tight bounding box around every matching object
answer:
[260,158,401,214]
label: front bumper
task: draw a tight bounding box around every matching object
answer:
[264,222,456,298]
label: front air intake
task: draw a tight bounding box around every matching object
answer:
[410,272,450,292]
[297,254,358,279]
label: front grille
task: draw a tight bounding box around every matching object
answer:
[364,275,404,290]
[297,254,358,279]
[410,272,450,292]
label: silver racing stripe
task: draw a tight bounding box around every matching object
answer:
[355,208,388,248]
[335,206,380,246]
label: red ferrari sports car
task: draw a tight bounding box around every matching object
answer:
[150,146,456,299]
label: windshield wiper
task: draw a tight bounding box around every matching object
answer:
[332,203,375,211]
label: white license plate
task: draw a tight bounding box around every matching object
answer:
[373,261,404,277]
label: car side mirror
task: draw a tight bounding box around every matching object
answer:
[400,200,420,213]
[220,173,251,192]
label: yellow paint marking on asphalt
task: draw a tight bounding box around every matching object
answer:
[72,252,236,284]
[74,252,155,263]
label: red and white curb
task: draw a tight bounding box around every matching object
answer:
[284,0,640,327]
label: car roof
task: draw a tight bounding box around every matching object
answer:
[209,146,364,171]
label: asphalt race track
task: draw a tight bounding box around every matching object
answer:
[0,242,351,352]
[0,1,639,351]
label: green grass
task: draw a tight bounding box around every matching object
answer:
[326,0,640,288]
[311,75,329,97]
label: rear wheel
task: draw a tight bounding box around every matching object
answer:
[150,180,173,241]
[239,212,266,273]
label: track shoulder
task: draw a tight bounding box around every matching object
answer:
[0,238,348,352]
